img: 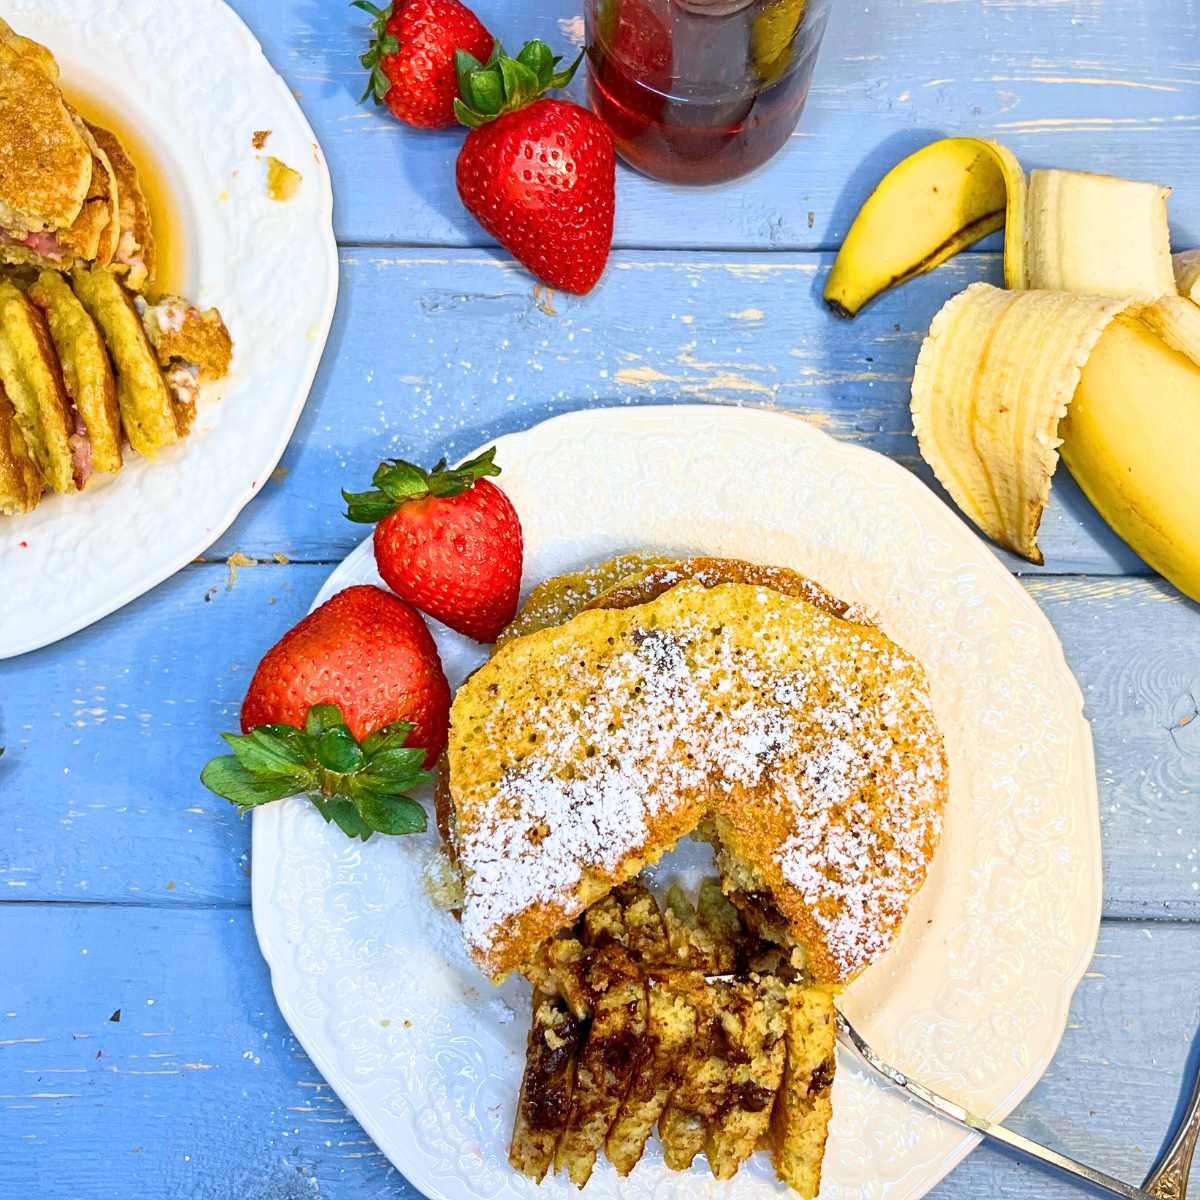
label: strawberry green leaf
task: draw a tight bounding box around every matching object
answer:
[359,746,428,779]
[455,40,581,126]
[517,39,556,87]
[200,757,306,809]
[316,727,365,774]
[375,459,431,502]
[305,704,346,738]
[361,721,418,755]
[202,704,433,841]
[312,796,375,841]
[359,794,428,835]
[342,487,400,524]
[549,52,584,90]
[222,728,314,779]
[455,49,486,101]
[353,0,397,104]
[344,448,502,522]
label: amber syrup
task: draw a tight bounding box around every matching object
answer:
[63,89,186,297]
[586,0,824,185]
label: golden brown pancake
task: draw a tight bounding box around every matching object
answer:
[448,573,947,985]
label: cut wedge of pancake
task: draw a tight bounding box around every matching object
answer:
[28,270,121,477]
[0,280,76,493]
[66,123,120,268]
[0,379,42,514]
[88,123,155,291]
[71,266,179,457]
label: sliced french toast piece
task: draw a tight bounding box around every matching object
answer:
[555,941,647,1187]
[606,976,700,1175]
[509,990,584,1183]
[705,975,789,1179]
[770,987,837,1199]
[658,977,729,1171]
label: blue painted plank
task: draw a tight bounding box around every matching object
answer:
[201,249,1145,574]
[1,906,1196,1199]
[228,0,1200,249]
[2,565,1197,915]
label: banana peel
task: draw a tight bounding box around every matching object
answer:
[910,283,1132,563]
[1173,250,1200,302]
[824,138,1026,317]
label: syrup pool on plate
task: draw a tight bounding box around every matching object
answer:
[585,0,830,185]
[63,89,186,297]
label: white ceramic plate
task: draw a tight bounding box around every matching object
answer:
[0,0,337,658]
[252,406,1101,1200]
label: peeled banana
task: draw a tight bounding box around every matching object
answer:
[1024,169,1175,298]
[1061,313,1200,600]
[823,138,1026,316]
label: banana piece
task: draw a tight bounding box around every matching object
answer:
[1173,250,1200,302]
[1061,313,1200,602]
[824,138,1026,317]
[1024,169,1175,298]
[911,283,1131,563]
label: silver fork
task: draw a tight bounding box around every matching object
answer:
[1143,1060,1200,1199]
[836,1011,1163,1200]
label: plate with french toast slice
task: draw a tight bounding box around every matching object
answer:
[251,405,1101,1200]
[0,0,336,656]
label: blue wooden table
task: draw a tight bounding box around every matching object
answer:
[4,1,1200,1197]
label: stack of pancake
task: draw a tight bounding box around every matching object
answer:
[0,18,232,515]
[441,556,950,1195]
[0,18,153,284]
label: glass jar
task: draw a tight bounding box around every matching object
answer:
[584,0,831,185]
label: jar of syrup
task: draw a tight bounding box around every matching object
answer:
[585,0,830,185]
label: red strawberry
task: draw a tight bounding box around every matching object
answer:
[202,585,451,840]
[454,40,615,294]
[240,584,450,756]
[355,0,494,129]
[344,447,523,643]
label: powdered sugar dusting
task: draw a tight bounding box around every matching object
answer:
[452,582,947,979]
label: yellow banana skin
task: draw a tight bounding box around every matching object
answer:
[824,137,1026,317]
[1061,313,1200,604]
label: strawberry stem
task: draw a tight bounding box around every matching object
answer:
[454,40,583,128]
[343,446,501,523]
[200,703,431,840]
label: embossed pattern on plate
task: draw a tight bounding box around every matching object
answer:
[252,406,1102,1200]
[0,0,337,657]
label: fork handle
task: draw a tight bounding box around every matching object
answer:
[1144,1064,1200,1199]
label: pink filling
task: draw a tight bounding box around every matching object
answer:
[69,408,91,490]
[0,228,64,260]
